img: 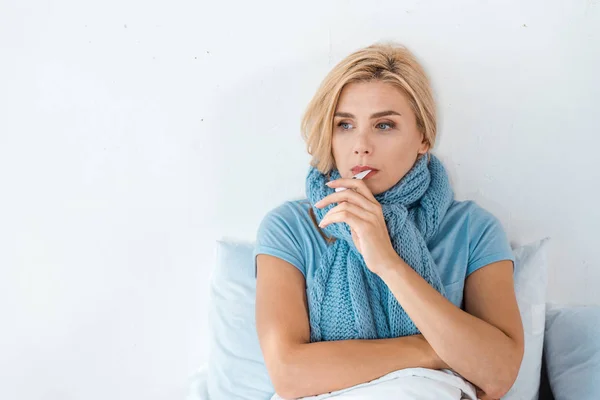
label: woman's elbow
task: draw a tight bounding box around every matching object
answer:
[266,348,306,399]
[275,385,303,400]
[271,378,296,400]
[487,340,525,398]
[265,359,293,398]
[270,372,300,400]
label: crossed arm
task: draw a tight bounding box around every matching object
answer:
[255,254,523,400]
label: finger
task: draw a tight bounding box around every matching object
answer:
[316,185,379,212]
[319,207,367,230]
[322,201,374,224]
[325,178,378,204]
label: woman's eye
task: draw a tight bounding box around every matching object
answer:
[338,122,352,130]
[377,122,395,130]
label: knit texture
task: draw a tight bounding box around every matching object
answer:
[305,153,455,342]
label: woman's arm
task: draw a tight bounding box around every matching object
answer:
[255,254,447,399]
[378,258,524,399]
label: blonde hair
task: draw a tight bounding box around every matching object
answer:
[301,41,437,174]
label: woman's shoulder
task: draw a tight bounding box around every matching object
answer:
[443,199,503,229]
[254,198,317,278]
[259,197,312,225]
[256,198,316,244]
[440,198,513,274]
[432,198,509,251]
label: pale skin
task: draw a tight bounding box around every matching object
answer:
[256,80,524,400]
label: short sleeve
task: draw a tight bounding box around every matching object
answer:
[466,202,515,276]
[252,202,306,278]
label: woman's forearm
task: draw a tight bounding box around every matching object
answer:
[276,334,446,399]
[378,258,522,399]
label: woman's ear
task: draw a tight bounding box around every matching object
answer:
[418,139,430,155]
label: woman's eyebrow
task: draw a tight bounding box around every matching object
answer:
[334,110,402,119]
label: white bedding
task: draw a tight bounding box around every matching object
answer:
[271,368,479,400]
[187,365,480,400]
[186,365,209,400]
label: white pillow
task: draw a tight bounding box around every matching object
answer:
[503,237,551,400]
[205,240,274,400]
[543,304,600,400]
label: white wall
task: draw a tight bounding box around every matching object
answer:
[1,0,598,399]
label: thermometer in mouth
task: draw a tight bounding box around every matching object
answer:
[334,169,372,192]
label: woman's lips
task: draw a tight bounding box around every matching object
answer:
[363,170,378,180]
[351,166,379,175]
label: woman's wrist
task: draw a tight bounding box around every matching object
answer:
[376,252,407,280]
[431,348,450,370]
[405,334,448,370]
[424,336,448,370]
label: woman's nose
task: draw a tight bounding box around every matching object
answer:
[353,135,372,155]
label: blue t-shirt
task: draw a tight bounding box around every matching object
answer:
[253,198,514,310]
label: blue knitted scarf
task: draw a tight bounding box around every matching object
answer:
[305,153,454,342]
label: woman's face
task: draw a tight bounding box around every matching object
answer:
[331,80,429,195]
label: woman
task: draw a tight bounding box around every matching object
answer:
[253,41,524,400]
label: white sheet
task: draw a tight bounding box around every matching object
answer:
[271,368,479,400]
[186,365,209,400]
